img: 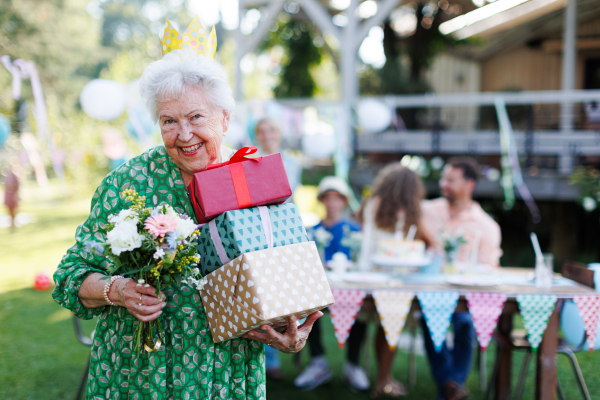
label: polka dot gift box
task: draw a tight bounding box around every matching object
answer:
[200,241,334,343]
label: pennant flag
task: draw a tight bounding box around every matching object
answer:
[573,295,600,352]
[329,289,367,348]
[373,290,414,350]
[417,291,459,352]
[516,294,557,351]
[466,292,507,351]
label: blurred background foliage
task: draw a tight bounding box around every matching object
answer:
[0,0,465,194]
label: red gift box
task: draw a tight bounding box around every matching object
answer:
[187,147,292,222]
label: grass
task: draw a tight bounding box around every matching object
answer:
[1,186,599,399]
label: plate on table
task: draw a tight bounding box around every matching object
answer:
[370,254,433,268]
[446,275,499,287]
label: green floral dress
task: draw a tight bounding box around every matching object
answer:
[52,146,266,400]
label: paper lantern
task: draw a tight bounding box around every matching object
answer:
[80,79,127,121]
[357,99,392,133]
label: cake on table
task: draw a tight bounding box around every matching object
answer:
[376,239,426,261]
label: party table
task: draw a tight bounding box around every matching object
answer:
[326,267,597,400]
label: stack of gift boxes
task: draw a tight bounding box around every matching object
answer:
[188,147,334,343]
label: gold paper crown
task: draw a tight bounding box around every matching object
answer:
[160,16,217,58]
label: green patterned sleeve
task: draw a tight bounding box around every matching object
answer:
[52,173,124,319]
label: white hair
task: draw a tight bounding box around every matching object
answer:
[139,49,235,121]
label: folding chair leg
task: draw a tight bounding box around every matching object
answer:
[514,352,533,400]
[75,354,91,400]
[559,349,591,400]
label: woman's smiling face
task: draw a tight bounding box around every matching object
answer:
[158,86,229,185]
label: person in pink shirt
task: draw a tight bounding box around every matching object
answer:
[420,157,502,400]
[422,158,502,268]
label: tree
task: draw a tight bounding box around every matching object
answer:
[0,0,106,116]
[262,17,323,98]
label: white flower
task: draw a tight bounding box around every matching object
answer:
[108,209,139,225]
[162,205,179,219]
[107,222,144,256]
[177,217,198,238]
[192,268,200,275]
[195,278,207,291]
[137,279,145,287]
[154,248,165,259]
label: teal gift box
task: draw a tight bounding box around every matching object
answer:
[198,203,310,275]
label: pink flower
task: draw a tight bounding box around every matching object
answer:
[145,214,178,238]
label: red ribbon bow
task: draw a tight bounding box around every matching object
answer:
[205,146,262,170]
[189,147,262,222]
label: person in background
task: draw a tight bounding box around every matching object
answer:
[358,163,434,398]
[294,176,370,392]
[4,165,19,233]
[254,117,303,380]
[255,118,302,197]
[420,157,502,400]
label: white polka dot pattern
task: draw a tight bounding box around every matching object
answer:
[200,241,334,343]
[573,295,600,352]
[465,292,507,351]
[329,289,368,348]
[372,290,414,350]
[516,294,557,351]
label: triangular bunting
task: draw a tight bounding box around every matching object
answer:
[573,295,600,352]
[373,290,414,350]
[465,292,507,351]
[516,294,557,351]
[417,291,459,352]
[329,289,367,348]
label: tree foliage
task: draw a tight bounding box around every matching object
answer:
[262,17,322,98]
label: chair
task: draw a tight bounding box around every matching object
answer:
[72,315,93,400]
[484,261,593,400]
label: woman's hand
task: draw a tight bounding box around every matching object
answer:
[243,311,323,354]
[109,279,166,322]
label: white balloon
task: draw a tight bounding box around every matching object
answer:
[80,79,128,121]
[302,132,336,159]
[357,99,392,133]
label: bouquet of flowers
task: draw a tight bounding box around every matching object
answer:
[309,226,333,260]
[340,226,363,261]
[85,189,205,353]
[440,230,467,256]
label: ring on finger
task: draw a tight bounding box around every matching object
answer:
[138,294,143,306]
[268,339,273,346]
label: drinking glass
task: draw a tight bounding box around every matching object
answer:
[535,253,554,289]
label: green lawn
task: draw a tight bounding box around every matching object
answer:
[1,188,599,399]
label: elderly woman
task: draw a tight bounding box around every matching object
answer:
[53,49,321,399]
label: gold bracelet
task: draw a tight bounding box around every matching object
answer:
[103,275,124,306]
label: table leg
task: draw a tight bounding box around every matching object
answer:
[495,313,513,400]
[535,301,560,400]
